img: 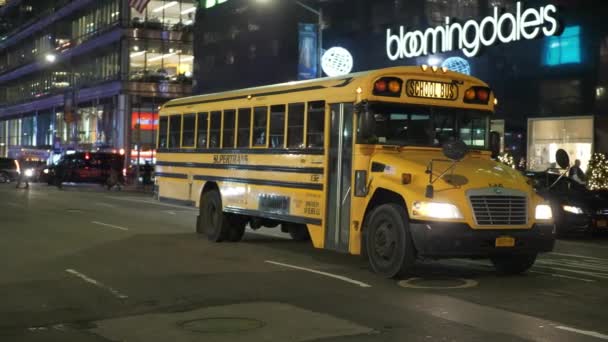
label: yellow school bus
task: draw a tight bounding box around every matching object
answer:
[156,66,555,278]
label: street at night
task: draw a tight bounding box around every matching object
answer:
[1,183,608,342]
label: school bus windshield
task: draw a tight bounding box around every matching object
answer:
[368,103,490,149]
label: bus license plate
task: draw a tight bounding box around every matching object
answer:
[495,236,515,248]
[597,220,607,228]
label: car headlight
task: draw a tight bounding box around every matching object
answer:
[24,169,34,177]
[413,201,463,219]
[562,205,584,215]
[43,168,49,174]
[535,204,553,220]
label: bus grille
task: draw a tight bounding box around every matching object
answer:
[469,195,527,225]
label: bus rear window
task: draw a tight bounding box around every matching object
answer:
[168,115,181,149]
[158,117,168,149]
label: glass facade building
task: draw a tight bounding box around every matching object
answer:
[0,0,195,165]
[194,0,608,171]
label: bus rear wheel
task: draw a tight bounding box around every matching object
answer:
[198,189,230,242]
[490,253,537,275]
[285,223,310,241]
[365,203,415,278]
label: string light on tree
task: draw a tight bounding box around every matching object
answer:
[498,153,515,169]
[586,152,608,190]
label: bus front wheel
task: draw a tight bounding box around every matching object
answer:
[198,189,230,242]
[490,253,537,275]
[365,204,415,278]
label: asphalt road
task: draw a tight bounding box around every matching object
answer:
[1,183,608,342]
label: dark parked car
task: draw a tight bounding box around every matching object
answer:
[44,152,125,185]
[525,170,608,235]
[0,157,20,183]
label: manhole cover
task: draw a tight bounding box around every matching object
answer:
[398,277,478,289]
[178,317,265,333]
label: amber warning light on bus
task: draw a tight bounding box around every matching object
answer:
[373,77,403,97]
[464,86,491,105]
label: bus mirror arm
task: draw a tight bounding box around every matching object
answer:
[425,159,459,199]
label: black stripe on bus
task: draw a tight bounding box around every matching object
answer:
[157,148,325,155]
[193,175,323,191]
[155,172,188,179]
[159,196,195,207]
[156,161,324,174]
[224,207,322,226]
[164,85,327,108]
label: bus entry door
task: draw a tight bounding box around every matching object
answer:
[325,103,354,252]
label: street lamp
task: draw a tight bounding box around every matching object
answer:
[255,0,323,78]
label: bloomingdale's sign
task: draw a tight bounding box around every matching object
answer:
[387,2,560,59]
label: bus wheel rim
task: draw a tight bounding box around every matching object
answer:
[374,221,396,263]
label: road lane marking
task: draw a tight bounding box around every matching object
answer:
[165,210,176,215]
[95,202,116,208]
[92,221,129,231]
[265,260,371,288]
[556,326,608,340]
[530,270,595,283]
[107,196,197,210]
[550,252,608,261]
[66,269,128,299]
[534,264,608,280]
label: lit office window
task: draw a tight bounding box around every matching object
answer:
[131,0,197,31]
[544,26,582,66]
[129,40,193,83]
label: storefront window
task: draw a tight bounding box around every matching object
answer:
[131,0,197,31]
[55,111,69,145]
[77,105,102,145]
[8,118,20,146]
[21,116,34,146]
[0,121,6,157]
[528,117,593,171]
[37,112,54,146]
[129,40,193,83]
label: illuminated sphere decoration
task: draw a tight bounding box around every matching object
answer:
[442,57,471,75]
[321,47,354,77]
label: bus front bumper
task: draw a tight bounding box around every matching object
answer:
[409,221,556,258]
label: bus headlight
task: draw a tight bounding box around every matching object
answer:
[413,201,463,220]
[535,204,553,220]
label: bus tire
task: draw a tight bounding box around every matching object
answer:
[227,217,247,242]
[490,253,537,275]
[365,203,415,278]
[198,189,229,242]
[285,223,310,241]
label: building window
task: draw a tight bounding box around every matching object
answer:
[129,40,193,83]
[131,0,197,31]
[544,26,582,66]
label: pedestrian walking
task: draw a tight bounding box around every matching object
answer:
[15,157,29,190]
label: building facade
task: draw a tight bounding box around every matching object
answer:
[0,0,196,163]
[194,0,608,171]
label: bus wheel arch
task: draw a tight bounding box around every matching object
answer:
[197,182,247,242]
[362,188,416,278]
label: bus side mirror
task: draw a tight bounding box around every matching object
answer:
[489,131,501,159]
[358,103,374,141]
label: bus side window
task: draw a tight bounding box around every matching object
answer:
[223,109,236,148]
[168,115,181,149]
[182,113,196,148]
[270,105,286,148]
[253,107,268,147]
[287,103,305,148]
[158,117,168,148]
[237,108,252,148]
[209,111,221,148]
[307,101,325,149]
[197,112,208,148]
